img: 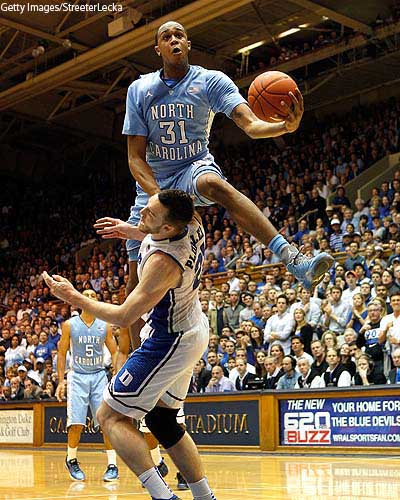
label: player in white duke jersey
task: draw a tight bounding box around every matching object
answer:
[138,317,188,491]
[123,21,334,327]
[44,190,216,500]
[55,289,127,482]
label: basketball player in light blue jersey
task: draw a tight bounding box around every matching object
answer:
[56,289,122,482]
[44,190,216,500]
[123,21,334,309]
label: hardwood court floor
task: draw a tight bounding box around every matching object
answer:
[0,449,399,500]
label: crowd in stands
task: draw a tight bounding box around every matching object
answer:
[1,93,400,401]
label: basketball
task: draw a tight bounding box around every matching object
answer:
[248,71,300,122]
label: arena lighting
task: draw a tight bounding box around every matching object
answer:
[277,28,300,39]
[298,23,311,28]
[238,40,266,54]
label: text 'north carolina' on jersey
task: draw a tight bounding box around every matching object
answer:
[69,316,107,373]
[137,216,205,335]
[122,65,246,176]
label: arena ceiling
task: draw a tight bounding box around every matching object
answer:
[0,0,398,152]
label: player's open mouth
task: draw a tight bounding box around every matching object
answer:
[172,47,182,54]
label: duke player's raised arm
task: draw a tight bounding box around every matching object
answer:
[56,253,182,328]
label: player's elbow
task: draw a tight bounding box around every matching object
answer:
[116,314,131,329]
[241,120,259,139]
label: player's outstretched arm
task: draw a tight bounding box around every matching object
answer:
[231,89,303,138]
[128,135,161,196]
[94,217,146,241]
[43,253,181,328]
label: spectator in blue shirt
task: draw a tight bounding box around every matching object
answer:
[276,355,299,390]
[331,186,351,209]
[329,218,343,251]
[47,321,61,351]
[293,219,309,244]
[34,332,52,362]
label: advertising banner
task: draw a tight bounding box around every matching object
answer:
[0,409,34,444]
[280,395,400,447]
[44,406,103,443]
[185,399,259,446]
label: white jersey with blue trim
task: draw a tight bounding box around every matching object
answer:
[137,216,205,334]
[122,65,246,177]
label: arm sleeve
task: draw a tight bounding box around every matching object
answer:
[337,371,352,387]
[276,377,284,390]
[263,319,272,344]
[308,303,321,327]
[335,305,351,328]
[246,346,255,366]
[122,83,148,136]
[206,71,247,117]
[356,331,366,348]
[275,319,294,340]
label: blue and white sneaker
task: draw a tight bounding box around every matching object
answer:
[285,248,334,291]
[102,464,119,482]
[65,458,85,481]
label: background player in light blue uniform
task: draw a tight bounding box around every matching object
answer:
[123,21,333,307]
[56,289,121,482]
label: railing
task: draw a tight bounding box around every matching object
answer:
[202,247,392,286]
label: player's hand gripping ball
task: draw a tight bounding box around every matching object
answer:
[248,71,303,130]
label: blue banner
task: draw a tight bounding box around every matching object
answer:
[185,399,259,446]
[279,395,400,447]
[44,406,103,443]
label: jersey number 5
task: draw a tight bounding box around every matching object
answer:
[159,121,188,145]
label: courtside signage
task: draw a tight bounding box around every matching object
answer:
[44,406,103,443]
[185,399,259,446]
[0,409,34,444]
[280,396,400,447]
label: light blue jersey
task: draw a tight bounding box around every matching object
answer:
[122,65,246,177]
[69,316,107,374]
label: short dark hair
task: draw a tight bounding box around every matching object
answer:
[158,189,194,229]
[155,21,187,44]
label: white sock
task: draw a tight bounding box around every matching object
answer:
[189,477,216,500]
[150,445,162,466]
[106,449,117,466]
[67,446,77,461]
[139,467,174,499]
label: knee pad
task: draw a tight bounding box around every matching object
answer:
[145,406,185,449]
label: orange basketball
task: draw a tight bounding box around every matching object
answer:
[248,71,299,122]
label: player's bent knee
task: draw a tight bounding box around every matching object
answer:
[145,406,185,449]
[198,174,230,200]
[96,402,116,428]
